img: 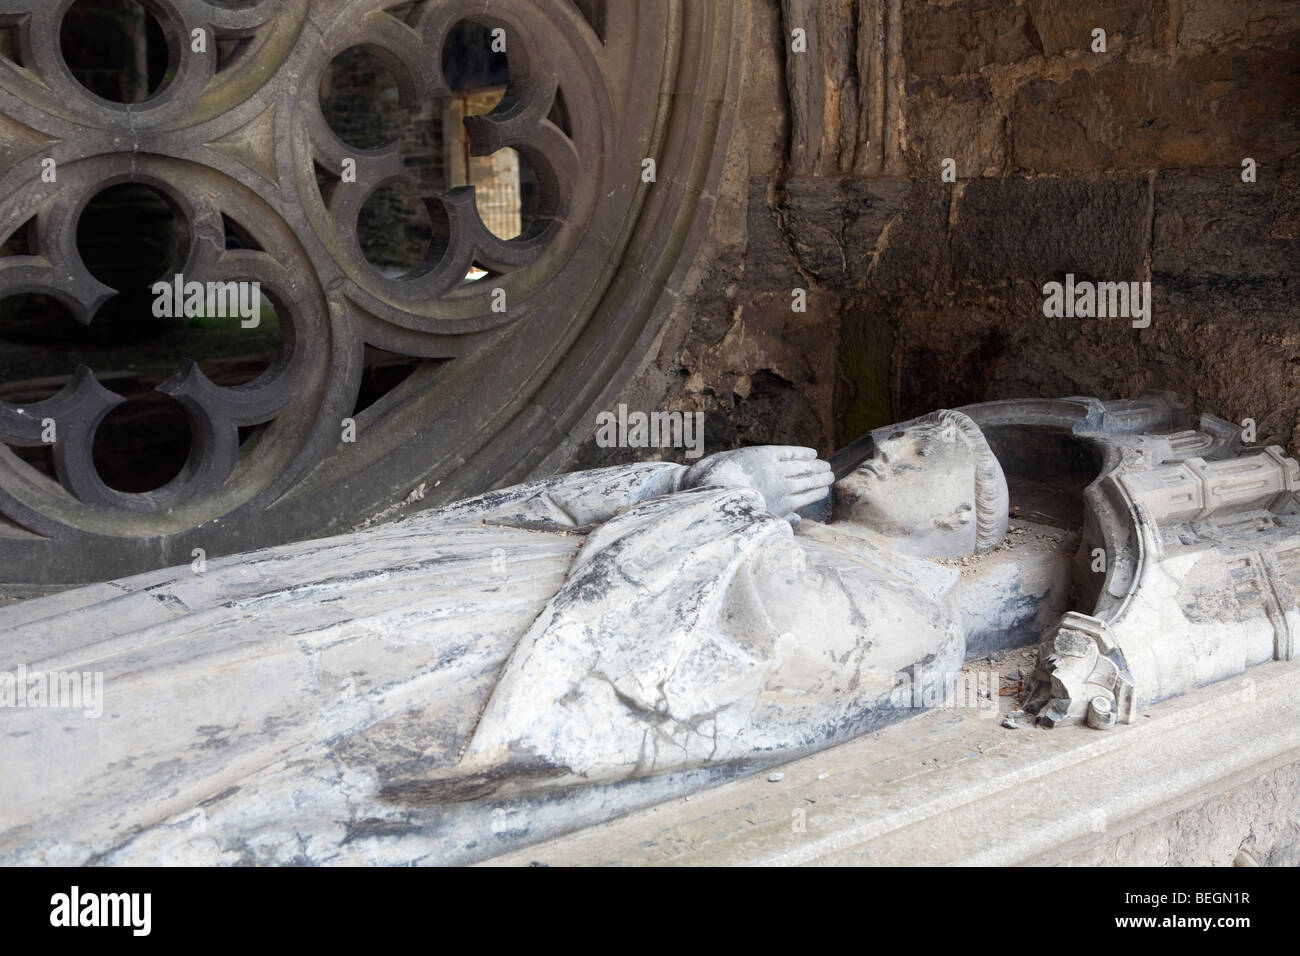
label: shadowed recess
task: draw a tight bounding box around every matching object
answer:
[92,392,192,493]
[319,46,404,150]
[59,0,171,104]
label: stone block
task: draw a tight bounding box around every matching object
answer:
[780,178,909,288]
[1023,0,1154,58]
[866,180,953,295]
[1152,167,1299,323]
[1010,44,1300,171]
[902,75,1006,176]
[952,177,1150,283]
[1178,0,1300,51]
[903,0,1039,77]
[742,178,806,294]
[773,178,951,293]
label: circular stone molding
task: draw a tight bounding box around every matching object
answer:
[0,0,741,586]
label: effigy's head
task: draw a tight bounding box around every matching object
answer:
[833,409,1009,558]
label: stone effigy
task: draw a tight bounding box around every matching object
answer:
[1,392,1297,865]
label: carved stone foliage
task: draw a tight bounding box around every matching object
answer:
[0,0,740,585]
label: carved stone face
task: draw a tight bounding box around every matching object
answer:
[833,417,1006,559]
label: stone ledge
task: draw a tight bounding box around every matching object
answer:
[481,660,1300,866]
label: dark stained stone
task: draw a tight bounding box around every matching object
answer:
[1153,167,1300,324]
[952,177,1150,284]
[1009,43,1300,171]
[903,0,1039,77]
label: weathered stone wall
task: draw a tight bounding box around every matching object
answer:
[574,0,1299,469]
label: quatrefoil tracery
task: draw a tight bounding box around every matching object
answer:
[309,16,577,298]
[299,1,587,330]
[0,0,740,585]
[0,0,589,519]
[0,158,323,512]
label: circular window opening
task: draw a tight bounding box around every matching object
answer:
[441,20,509,91]
[76,182,185,347]
[358,184,440,278]
[60,0,171,105]
[191,286,285,387]
[92,392,192,493]
[0,293,83,352]
[470,146,540,241]
[320,46,404,150]
[441,24,539,242]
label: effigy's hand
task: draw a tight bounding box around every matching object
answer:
[680,446,833,521]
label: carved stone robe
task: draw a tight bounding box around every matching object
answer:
[0,463,959,865]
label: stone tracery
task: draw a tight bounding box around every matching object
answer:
[0,0,739,585]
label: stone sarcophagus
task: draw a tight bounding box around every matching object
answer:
[2,392,1297,865]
